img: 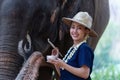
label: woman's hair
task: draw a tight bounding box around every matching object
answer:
[84,34,89,40]
[84,28,90,40]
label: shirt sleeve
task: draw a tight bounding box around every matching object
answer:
[77,44,94,68]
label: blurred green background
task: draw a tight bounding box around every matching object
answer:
[91,0,120,80]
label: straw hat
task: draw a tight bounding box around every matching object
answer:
[62,11,98,37]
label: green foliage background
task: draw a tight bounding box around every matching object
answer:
[91,19,120,80]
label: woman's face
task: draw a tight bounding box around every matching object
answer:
[70,22,88,43]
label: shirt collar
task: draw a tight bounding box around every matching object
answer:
[73,40,86,49]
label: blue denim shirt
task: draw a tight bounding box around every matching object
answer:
[60,43,94,80]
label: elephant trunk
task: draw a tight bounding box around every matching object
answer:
[0,52,22,79]
[15,51,44,80]
[0,17,23,79]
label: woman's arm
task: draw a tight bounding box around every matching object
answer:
[48,58,90,79]
[47,48,90,79]
[63,63,90,79]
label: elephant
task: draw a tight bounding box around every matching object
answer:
[0,0,109,80]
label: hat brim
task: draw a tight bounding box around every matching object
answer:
[62,17,98,37]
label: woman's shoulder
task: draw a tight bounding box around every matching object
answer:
[80,43,91,49]
[78,43,93,52]
[78,43,94,57]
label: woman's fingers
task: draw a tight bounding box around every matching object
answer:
[47,58,64,68]
[47,59,58,65]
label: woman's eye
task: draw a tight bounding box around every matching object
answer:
[71,26,75,29]
[77,27,81,30]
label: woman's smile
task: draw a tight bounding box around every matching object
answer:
[70,22,86,43]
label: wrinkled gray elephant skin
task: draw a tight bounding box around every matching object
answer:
[0,0,109,80]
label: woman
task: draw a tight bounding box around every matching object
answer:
[47,11,98,80]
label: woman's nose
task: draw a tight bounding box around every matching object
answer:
[73,28,77,32]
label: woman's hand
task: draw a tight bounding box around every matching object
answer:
[47,58,64,76]
[46,48,59,61]
[47,58,65,68]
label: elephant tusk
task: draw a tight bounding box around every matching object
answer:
[18,34,32,61]
[18,40,26,60]
[24,34,32,53]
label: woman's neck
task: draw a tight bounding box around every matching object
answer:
[73,39,83,46]
[73,39,86,47]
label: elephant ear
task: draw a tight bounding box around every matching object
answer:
[88,0,110,49]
